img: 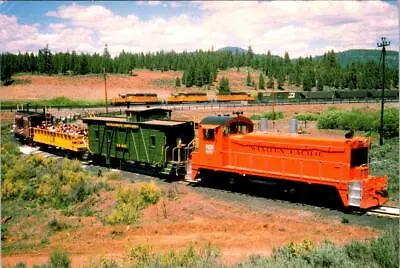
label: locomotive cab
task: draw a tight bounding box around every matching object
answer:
[192,115,254,169]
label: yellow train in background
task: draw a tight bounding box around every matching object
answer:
[112,92,256,105]
[112,93,160,105]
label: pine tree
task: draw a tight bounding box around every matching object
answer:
[267,76,274,89]
[29,52,37,74]
[182,71,186,85]
[79,54,90,75]
[302,68,314,91]
[259,73,265,89]
[219,77,230,94]
[246,71,252,86]
[175,77,181,87]
[38,45,53,74]
[1,53,13,84]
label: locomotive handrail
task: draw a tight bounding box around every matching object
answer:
[164,146,170,163]
[172,147,179,163]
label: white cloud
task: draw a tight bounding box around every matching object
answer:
[169,1,182,8]
[1,1,398,57]
[148,1,161,7]
[135,1,161,7]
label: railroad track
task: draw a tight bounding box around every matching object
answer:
[366,206,400,218]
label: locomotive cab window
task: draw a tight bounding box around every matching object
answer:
[203,128,215,140]
[351,147,368,167]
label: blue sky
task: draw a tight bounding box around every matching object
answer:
[1,1,197,25]
[1,1,398,57]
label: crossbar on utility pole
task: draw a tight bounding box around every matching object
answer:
[377,37,390,146]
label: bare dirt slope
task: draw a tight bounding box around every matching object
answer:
[0,68,284,101]
[2,180,379,267]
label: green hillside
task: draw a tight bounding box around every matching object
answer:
[316,49,399,69]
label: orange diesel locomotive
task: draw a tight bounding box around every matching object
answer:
[186,115,388,209]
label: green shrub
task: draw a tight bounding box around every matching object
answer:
[127,243,220,267]
[370,227,399,268]
[345,240,372,262]
[251,111,284,120]
[48,219,69,232]
[1,135,109,207]
[14,262,27,268]
[369,139,399,200]
[317,107,399,138]
[128,245,154,265]
[140,182,161,205]
[239,228,399,268]
[295,113,319,121]
[106,188,143,225]
[48,251,71,268]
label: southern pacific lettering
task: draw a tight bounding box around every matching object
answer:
[105,123,139,129]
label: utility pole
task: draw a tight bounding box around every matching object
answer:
[377,37,390,146]
[103,68,108,113]
[272,78,276,128]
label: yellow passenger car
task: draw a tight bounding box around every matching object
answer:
[33,128,87,152]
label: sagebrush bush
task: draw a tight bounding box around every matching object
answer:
[48,251,71,268]
[239,227,399,268]
[1,135,108,207]
[127,243,220,267]
[106,188,143,225]
[106,182,162,225]
[140,181,161,205]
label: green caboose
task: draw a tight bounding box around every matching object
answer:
[83,116,195,177]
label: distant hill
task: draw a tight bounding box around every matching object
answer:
[217,46,247,54]
[314,49,399,69]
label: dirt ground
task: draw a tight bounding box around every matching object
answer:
[2,180,379,267]
[0,68,270,101]
[0,71,182,101]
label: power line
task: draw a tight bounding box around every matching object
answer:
[377,37,390,146]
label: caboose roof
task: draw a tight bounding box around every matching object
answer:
[125,107,171,114]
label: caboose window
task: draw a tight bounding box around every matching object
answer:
[150,135,156,147]
[203,129,215,140]
[351,147,368,167]
[107,130,112,142]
